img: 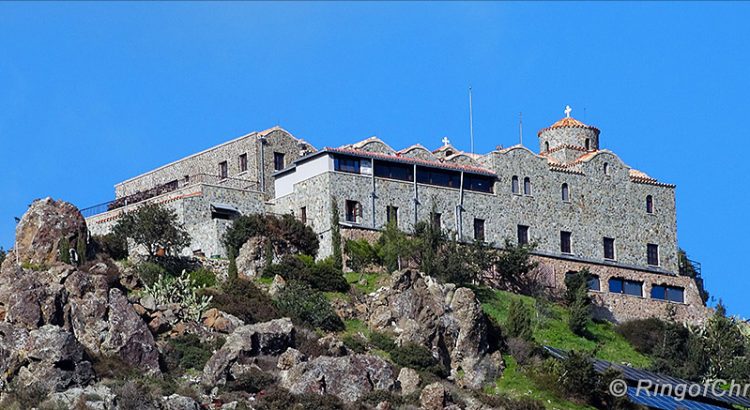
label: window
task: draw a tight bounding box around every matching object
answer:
[345,200,362,224]
[523,177,532,195]
[566,271,600,291]
[609,278,643,297]
[273,152,285,171]
[585,138,591,151]
[647,244,659,266]
[511,176,520,194]
[561,183,570,202]
[184,175,190,183]
[431,212,442,229]
[219,161,228,179]
[465,174,494,193]
[560,231,572,254]
[374,161,413,181]
[517,225,529,245]
[651,285,685,303]
[646,195,654,214]
[164,180,179,191]
[603,237,616,260]
[239,153,248,172]
[474,218,485,241]
[416,167,460,188]
[603,162,610,175]
[386,206,398,226]
[544,141,550,152]
[300,207,307,224]
[334,156,361,174]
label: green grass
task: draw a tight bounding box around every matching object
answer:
[345,272,383,294]
[256,276,274,286]
[488,355,595,410]
[475,287,650,368]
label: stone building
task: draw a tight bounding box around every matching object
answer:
[84,108,709,324]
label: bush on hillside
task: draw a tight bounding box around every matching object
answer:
[264,255,349,292]
[202,278,280,324]
[274,281,344,332]
[616,318,667,355]
[224,213,319,258]
[344,238,379,272]
[135,261,167,287]
[224,368,276,393]
[112,202,190,257]
[164,334,224,373]
[389,342,446,376]
[92,233,129,260]
[188,268,217,288]
[506,299,533,341]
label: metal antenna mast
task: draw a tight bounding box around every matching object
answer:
[469,86,474,154]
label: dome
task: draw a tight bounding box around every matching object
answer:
[537,106,599,137]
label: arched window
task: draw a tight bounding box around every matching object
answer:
[561,183,570,202]
[646,195,654,214]
[523,177,531,195]
[544,141,550,152]
[585,138,591,151]
[603,162,610,175]
[511,176,519,194]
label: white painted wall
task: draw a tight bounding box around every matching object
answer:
[274,154,332,198]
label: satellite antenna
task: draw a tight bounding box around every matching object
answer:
[468,86,474,154]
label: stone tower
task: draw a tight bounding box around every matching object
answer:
[538,105,600,164]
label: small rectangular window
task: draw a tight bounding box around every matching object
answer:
[474,218,485,241]
[647,244,659,266]
[560,231,572,254]
[609,278,643,297]
[603,237,616,260]
[345,200,362,224]
[651,285,684,303]
[431,212,442,229]
[300,207,307,224]
[239,153,248,172]
[588,276,601,292]
[386,206,398,226]
[517,225,529,246]
[219,161,228,179]
[273,152,285,171]
[334,156,361,174]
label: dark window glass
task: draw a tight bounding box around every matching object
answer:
[562,183,570,202]
[431,212,442,229]
[334,156,361,174]
[604,237,616,260]
[512,176,519,194]
[608,278,623,294]
[517,225,529,245]
[219,161,228,179]
[465,174,495,193]
[646,195,654,214]
[588,276,601,291]
[545,141,550,151]
[164,180,179,191]
[345,200,361,223]
[585,139,591,150]
[239,153,248,172]
[609,278,643,296]
[651,285,684,303]
[416,167,461,189]
[374,161,414,181]
[523,177,532,195]
[273,152,285,171]
[474,218,485,241]
[386,206,398,225]
[300,207,307,224]
[647,244,659,266]
[560,231,572,253]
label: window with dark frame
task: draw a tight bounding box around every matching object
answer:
[511,176,520,194]
[603,237,616,260]
[386,206,398,226]
[647,243,659,266]
[562,183,570,202]
[345,200,362,224]
[374,161,413,181]
[608,278,643,297]
[523,177,532,195]
[565,271,600,291]
[646,195,654,214]
[651,285,684,303]
[473,218,485,241]
[560,231,572,254]
[239,153,248,172]
[431,212,442,229]
[517,225,529,245]
[300,207,307,224]
[273,152,285,171]
[219,161,228,179]
[334,156,361,174]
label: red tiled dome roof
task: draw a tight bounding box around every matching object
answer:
[538,116,600,136]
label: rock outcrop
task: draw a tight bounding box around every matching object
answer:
[15,197,87,266]
[365,270,503,389]
[280,353,395,403]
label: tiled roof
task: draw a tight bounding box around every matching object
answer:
[538,116,600,136]
[325,146,497,176]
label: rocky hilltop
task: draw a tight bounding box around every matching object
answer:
[0,198,507,409]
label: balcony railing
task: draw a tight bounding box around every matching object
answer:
[80,173,259,218]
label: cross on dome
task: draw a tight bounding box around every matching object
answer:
[564,105,572,118]
[441,136,451,146]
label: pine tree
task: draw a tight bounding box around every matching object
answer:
[506,298,533,341]
[330,200,343,270]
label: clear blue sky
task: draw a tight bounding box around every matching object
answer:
[1,3,747,316]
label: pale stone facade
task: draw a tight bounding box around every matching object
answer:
[83,111,709,324]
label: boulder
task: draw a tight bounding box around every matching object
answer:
[235,236,268,280]
[397,367,421,395]
[0,263,68,330]
[162,394,201,410]
[277,347,306,370]
[268,274,286,297]
[45,385,117,410]
[202,308,244,334]
[0,322,30,389]
[103,288,160,374]
[420,382,447,410]
[14,197,87,266]
[317,334,347,357]
[365,270,503,389]
[64,270,110,354]
[280,353,395,403]
[202,318,294,386]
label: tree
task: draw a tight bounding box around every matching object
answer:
[223,213,318,258]
[495,240,539,294]
[330,200,343,270]
[375,219,412,272]
[506,298,533,341]
[344,239,379,273]
[565,270,592,337]
[0,247,5,265]
[704,302,749,381]
[112,203,190,257]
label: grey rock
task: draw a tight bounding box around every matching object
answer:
[162,394,201,410]
[103,288,160,374]
[14,197,87,266]
[420,382,447,410]
[277,347,306,370]
[397,367,421,395]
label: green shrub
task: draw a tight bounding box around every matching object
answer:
[344,239,379,272]
[225,368,276,393]
[224,213,319,258]
[135,261,167,287]
[112,202,190,257]
[342,334,367,354]
[165,334,223,372]
[263,255,307,279]
[356,390,412,408]
[389,342,445,376]
[308,257,349,292]
[93,233,129,260]
[188,268,217,288]
[203,278,281,324]
[369,332,396,352]
[254,388,297,410]
[506,299,533,341]
[559,351,598,402]
[275,281,344,332]
[616,318,667,355]
[264,255,349,293]
[59,237,72,264]
[473,393,545,410]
